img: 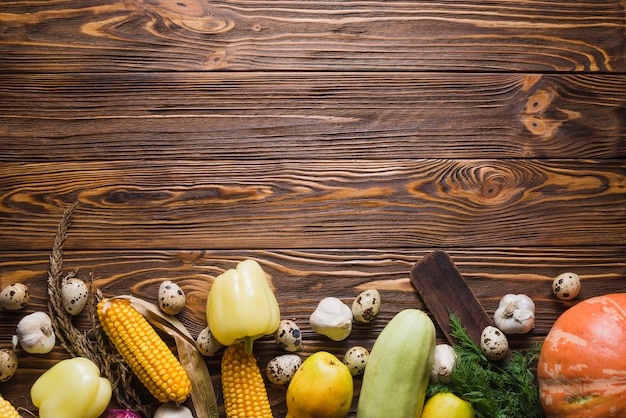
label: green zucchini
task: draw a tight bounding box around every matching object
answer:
[357,308,436,418]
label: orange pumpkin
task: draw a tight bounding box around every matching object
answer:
[537,293,626,418]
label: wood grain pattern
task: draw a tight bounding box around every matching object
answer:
[0,159,624,250]
[2,0,625,416]
[0,0,624,72]
[1,73,625,160]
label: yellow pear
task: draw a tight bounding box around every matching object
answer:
[421,392,475,418]
[286,351,353,418]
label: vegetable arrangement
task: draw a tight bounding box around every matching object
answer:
[428,314,543,418]
[1,205,625,418]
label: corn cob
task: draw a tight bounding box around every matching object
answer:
[0,394,20,418]
[97,298,191,404]
[221,343,273,418]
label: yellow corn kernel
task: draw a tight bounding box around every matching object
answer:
[0,394,20,418]
[97,298,191,404]
[221,343,273,418]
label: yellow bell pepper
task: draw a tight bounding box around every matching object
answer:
[31,357,112,418]
[207,259,280,354]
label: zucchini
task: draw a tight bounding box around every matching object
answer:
[356,309,436,418]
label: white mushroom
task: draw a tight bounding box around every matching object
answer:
[266,354,302,385]
[0,283,30,311]
[552,272,581,301]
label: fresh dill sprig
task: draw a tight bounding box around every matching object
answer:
[427,313,543,418]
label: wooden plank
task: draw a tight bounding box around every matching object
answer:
[0,0,624,72]
[1,73,625,160]
[0,159,624,250]
[410,250,495,347]
[1,246,623,415]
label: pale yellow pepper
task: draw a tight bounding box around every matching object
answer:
[31,357,112,418]
[207,259,280,354]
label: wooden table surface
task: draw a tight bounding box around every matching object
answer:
[1,0,625,416]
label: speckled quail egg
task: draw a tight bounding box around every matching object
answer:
[196,326,222,357]
[480,326,509,361]
[552,272,581,301]
[266,354,302,385]
[0,348,18,382]
[60,277,89,315]
[343,346,369,376]
[352,289,381,323]
[158,280,186,315]
[274,319,302,352]
[0,283,30,311]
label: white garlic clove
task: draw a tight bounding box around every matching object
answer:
[13,311,56,354]
[61,277,89,315]
[480,326,508,361]
[0,348,18,382]
[352,289,381,323]
[196,327,222,357]
[274,319,302,352]
[309,297,353,341]
[0,283,30,311]
[158,280,186,315]
[266,354,302,385]
[343,346,369,376]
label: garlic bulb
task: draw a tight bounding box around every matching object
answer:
[430,343,456,384]
[309,297,353,341]
[493,293,535,335]
[153,403,193,418]
[12,311,56,354]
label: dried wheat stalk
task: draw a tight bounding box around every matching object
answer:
[47,202,150,416]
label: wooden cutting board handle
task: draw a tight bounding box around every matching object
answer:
[410,250,495,347]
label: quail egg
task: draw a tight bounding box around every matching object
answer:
[196,326,222,357]
[480,326,509,361]
[0,283,30,311]
[0,348,18,382]
[266,354,302,385]
[158,280,186,315]
[274,319,302,352]
[343,346,369,376]
[552,272,581,301]
[61,277,89,315]
[352,289,381,323]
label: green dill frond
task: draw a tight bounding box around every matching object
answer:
[426,313,543,418]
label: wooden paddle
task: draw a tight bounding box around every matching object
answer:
[410,250,496,348]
